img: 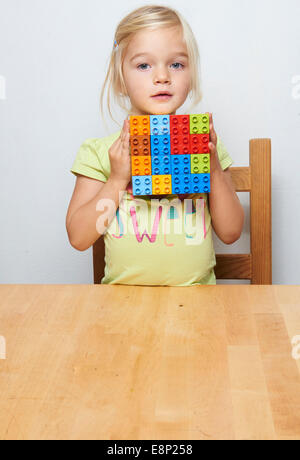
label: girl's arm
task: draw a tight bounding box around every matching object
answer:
[66,120,131,251]
[66,174,128,251]
[207,114,245,244]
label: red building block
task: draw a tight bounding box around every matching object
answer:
[170,115,190,136]
[190,134,210,154]
[170,135,190,155]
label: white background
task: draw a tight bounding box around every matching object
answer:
[0,0,299,284]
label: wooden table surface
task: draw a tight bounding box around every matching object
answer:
[0,284,300,440]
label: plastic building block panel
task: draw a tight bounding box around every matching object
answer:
[131,156,152,176]
[190,114,210,134]
[151,135,171,156]
[190,174,210,193]
[152,175,172,195]
[172,174,191,194]
[130,116,150,136]
[171,155,191,175]
[191,154,210,174]
[150,115,170,135]
[152,155,172,175]
[130,135,151,156]
[129,113,211,197]
[132,176,153,196]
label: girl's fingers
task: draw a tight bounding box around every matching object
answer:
[209,140,217,154]
[209,112,217,145]
[121,125,125,142]
[122,132,130,152]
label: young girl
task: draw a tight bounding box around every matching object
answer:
[66,5,244,286]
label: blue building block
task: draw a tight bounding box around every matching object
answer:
[150,115,170,135]
[172,174,191,194]
[151,156,172,175]
[171,155,191,176]
[151,135,171,156]
[132,176,153,196]
[190,174,210,193]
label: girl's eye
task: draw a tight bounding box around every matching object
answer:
[137,62,185,70]
[137,63,150,70]
[171,62,184,69]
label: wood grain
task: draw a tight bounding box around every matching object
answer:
[0,284,299,440]
[250,139,272,284]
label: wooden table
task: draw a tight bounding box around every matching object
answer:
[0,284,300,440]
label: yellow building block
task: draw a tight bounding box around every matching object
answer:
[152,175,172,195]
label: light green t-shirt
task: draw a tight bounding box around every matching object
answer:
[70,130,233,286]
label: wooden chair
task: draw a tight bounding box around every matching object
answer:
[93,138,272,285]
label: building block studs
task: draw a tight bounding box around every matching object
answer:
[172,174,191,194]
[152,175,172,195]
[129,113,212,196]
[150,115,170,135]
[190,114,210,134]
[191,174,210,193]
[191,154,210,174]
[151,135,171,156]
[132,176,152,196]
[170,115,190,136]
[190,134,210,154]
[130,135,151,156]
[130,116,150,136]
[170,135,190,155]
[131,156,152,176]
[171,155,191,175]
[152,155,171,175]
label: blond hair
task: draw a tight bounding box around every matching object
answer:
[100,4,203,127]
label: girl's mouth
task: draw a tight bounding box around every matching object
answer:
[151,94,173,101]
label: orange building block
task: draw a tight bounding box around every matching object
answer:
[131,156,152,176]
[130,116,151,136]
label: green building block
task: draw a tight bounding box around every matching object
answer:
[190,114,210,134]
[191,154,210,174]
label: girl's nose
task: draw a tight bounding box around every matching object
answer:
[153,68,171,84]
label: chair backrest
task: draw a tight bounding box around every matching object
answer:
[215,138,272,283]
[93,138,272,285]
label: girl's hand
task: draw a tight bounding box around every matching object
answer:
[109,119,131,185]
[208,113,223,174]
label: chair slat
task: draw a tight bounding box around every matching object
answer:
[215,254,252,279]
[93,236,105,284]
[250,139,272,284]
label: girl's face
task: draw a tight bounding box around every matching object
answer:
[122,26,191,116]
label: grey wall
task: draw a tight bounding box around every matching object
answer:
[0,0,299,284]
